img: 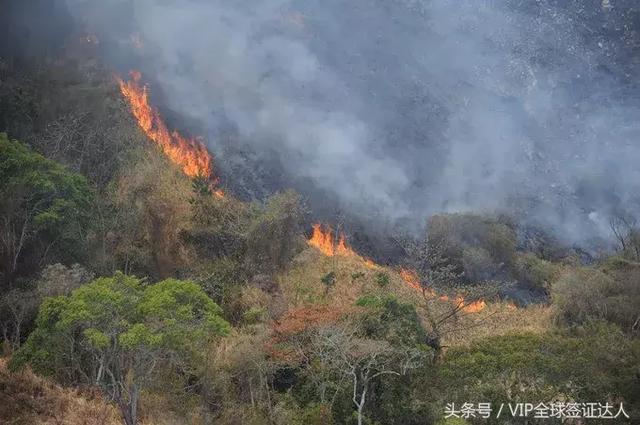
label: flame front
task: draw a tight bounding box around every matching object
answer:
[400,268,486,313]
[336,233,357,256]
[308,224,336,256]
[308,223,359,258]
[399,268,422,292]
[455,296,487,313]
[118,71,218,185]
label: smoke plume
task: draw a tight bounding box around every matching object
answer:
[66,0,640,245]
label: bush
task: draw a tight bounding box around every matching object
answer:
[441,325,640,421]
[194,257,246,304]
[375,272,390,288]
[321,272,337,295]
[426,213,517,283]
[0,134,93,285]
[105,148,193,279]
[462,247,497,282]
[515,252,559,292]
[244,190,305,274]
[552,263,640,330]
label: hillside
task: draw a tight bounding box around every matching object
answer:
[278,246,552,347]
[0,358,121,425]
[1,1,640,424]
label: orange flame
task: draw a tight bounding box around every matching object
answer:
[308,224,336,256]
[400,268,438,296]
[399,268,422,292]
[308,223,370,266]
[400,268,486,313]
[118,71,220,189]
[363,258,378,269]
[455,296,487,313]
[308,224,356,257]
[336,233,357,256]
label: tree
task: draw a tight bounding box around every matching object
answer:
[103,149,193,278]
[311,323,424,425]
[244,190,306,274]
[0,288,39,351]
[408,237,498,364]
[11,272,230,425]
[0,133,93,285]
[424,213,517,282]
[279,297,426,424]
[0,263,91,353]
[610,213,640,261]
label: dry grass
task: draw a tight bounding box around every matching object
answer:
[0,358,121,425]
[0,357,205,425]
[278,247,554,349]
[278,247,417,308]
[440,303,553,348]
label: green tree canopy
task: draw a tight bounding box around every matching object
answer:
[11,272,230,425]
[0,133,93,285]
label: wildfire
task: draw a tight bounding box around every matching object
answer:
[308,224,336,256]
[399,268,486,313]
[336,233,357,256]
[399,268,423,292]
[455,296,487,313]
[307,226,486,314]
[363,258,378,269]
[118,71,221,193]
[308,224,376,268]
[308,223,359,257]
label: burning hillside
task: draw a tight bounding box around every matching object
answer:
[308,223,377,267]
[308,223,356,257]
[309,225,486,313]
[399,268,486,313]
[118,71,223,196]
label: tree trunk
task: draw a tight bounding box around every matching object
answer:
[119,384,139,425]
[426,334,444,365]
[356,386,367,425]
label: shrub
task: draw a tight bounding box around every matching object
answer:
[321,272,337,295]
[441,325,640,420]
[552,263,640,330]
[515,252,559,291]
[244,190,305,274]
[375,272,390,288]
[425,213,517,283]
[0,134,93,284]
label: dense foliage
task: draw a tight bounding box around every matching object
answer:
[11,273,230,425]
[0,134,93,285]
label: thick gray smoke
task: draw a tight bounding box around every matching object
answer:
[68,0,640,245]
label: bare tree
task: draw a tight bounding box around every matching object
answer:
[311,324,424,425]
[408,238,500,364]
[610,214,635,252]
[0,289,39,351]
